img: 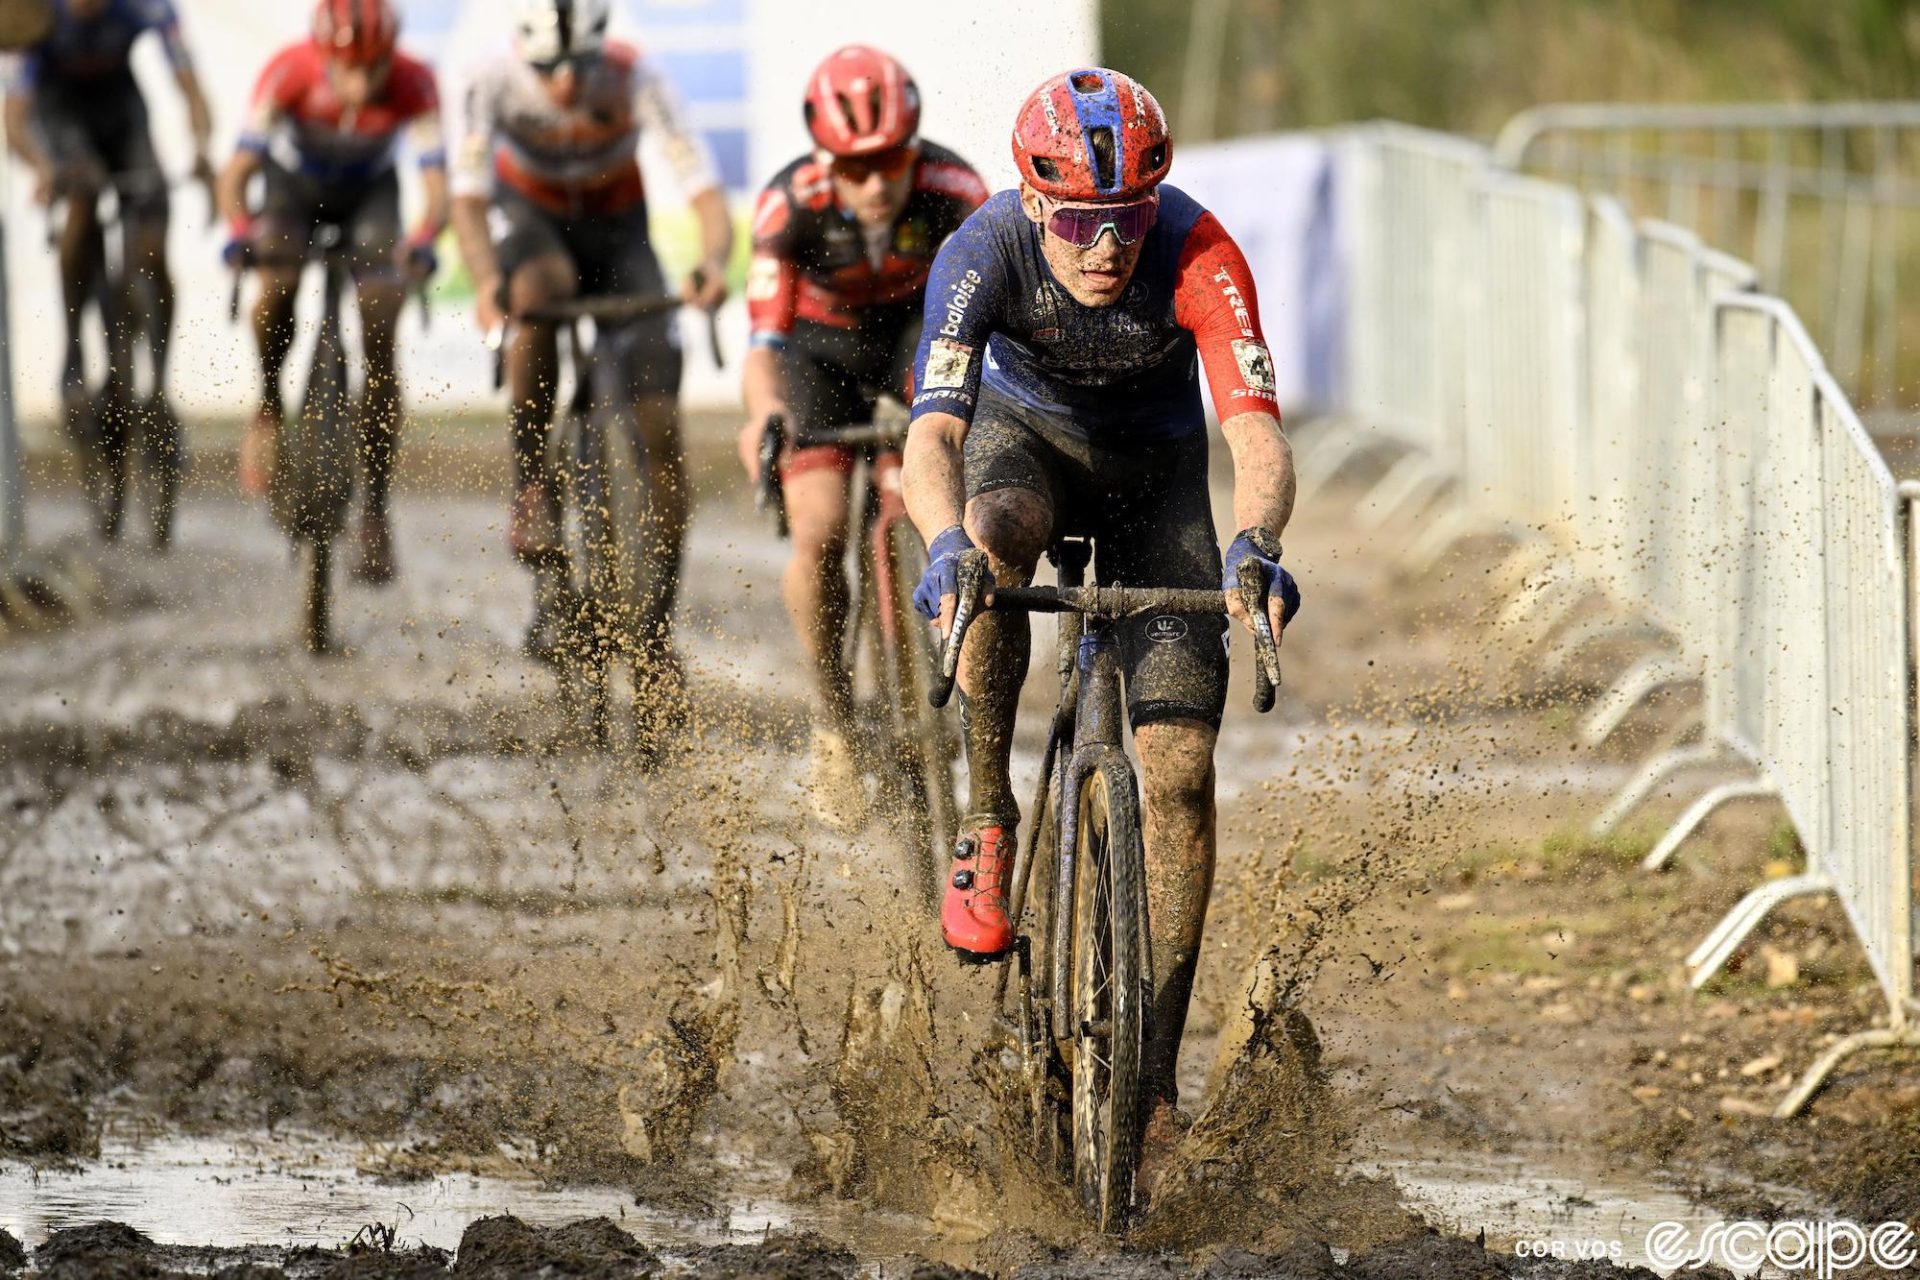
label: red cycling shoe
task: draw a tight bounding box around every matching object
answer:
[941,823,1014,957]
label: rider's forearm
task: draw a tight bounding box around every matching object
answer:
[904,411,970,546]
[689,186,732,274]
[414,167,451,242]
[176,67,213,155]
[216,151,259,228]
[741,344,785,423]
[1220,410,1295,541]
[450,196,499,294]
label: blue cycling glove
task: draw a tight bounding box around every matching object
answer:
[1223,528,1301,626]
[913,524,990,621]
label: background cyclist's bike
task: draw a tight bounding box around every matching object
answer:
[52,176,189,551]
[230,228,424,654]
[755,395,959,905]
[493,295,693,757]
[935,542,1282,1230]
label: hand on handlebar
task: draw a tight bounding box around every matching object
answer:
[400,241,438,285]
[474,275,507,337]
[1222,528,1300,644]
[915,526,994,636]
[680,261,728,312]
[738,407,785,484]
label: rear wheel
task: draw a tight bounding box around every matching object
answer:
[1069,754,1146,1231]
[301,538,332,654]
[280,285,354,653]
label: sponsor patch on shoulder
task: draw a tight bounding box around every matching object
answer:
[924,338,974,390]
[1231,339,1276,395]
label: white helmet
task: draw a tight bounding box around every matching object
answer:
[515,0,610,65]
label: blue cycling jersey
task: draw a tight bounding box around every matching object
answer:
[909,184,1280,442]
[16,0,186,89]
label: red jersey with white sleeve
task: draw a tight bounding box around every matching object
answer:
[746,140,986,346]
[449,41,718,217]
[237,42,444,186]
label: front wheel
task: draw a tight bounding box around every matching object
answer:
[1067,753,1146,1231]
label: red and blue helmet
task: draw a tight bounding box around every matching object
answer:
[1012,68,1171,202]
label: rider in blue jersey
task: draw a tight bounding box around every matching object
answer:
[902,69,1301,1147]
[2,0,213,424]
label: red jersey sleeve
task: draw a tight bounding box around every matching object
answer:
[1171,211,1282,424]
[746,182,799,344]
[239,44,310,150]
[918,157,989,215]
[386,54,441,120]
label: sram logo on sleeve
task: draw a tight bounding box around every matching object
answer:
[924,338,974,390]
[1232,339,1275,395]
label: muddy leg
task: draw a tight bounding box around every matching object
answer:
[629,392,688,641]
[1133,717,1219,1105]
[782,465,856,731]
[956,487,1050,823]
[354,275,405,517]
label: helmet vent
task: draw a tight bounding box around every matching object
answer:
[1088,126,1117,190]
[1032,157,1060,183]
[1145,141,1168,172]
[1070,71,1104,94]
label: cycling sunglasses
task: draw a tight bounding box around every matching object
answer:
[529,50,600,76]
[1042,194,1159,248]
[830,146,916,184]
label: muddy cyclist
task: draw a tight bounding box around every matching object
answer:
[449,0,733,678]
[902,68,1302,1171]
[2,0,214,446]
[220,0,449,585]
[737,44,986,830]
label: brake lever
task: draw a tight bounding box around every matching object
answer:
[485,323,506,391]
[931,549,989,709]
[1238,559,1282,714]
[757,413,788,538]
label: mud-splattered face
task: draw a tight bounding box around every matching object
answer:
[1020,184,1150,308]
[326,59,391,111]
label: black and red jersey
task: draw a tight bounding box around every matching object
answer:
[746,140,987,345]
[238,42,443,185]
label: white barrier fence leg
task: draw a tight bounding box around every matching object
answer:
[1640,779,1779,872]
[1590,740,1723,837]
[1356,453,1454,531]
[1579,652,1698,748]
[1684,872,1832,988]
[1776,1024,1920,1118]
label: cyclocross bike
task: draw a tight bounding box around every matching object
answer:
[934,542,1282,1230]
[755,395,960,905]
[230,226,425,654]
[492,293,719,754]
[53,175,191,551]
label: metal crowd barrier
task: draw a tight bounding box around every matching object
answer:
[1337,122,1919,1115]
[1495,101,1920,412]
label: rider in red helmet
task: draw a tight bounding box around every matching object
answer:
[311,0,396,67]
[217,0,448,583]
[737,46,986,830]
[902,68,1300,1186]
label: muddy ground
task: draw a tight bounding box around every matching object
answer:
[0,411,1915,1276]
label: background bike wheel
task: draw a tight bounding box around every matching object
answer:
[300,538,332,655]
[885,518,959,905]
[139,400,182,552]
[1069,754,1146,1231]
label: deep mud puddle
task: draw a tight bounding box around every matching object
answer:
[2,1125,1812,1273]
[0,1127,909,1256]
